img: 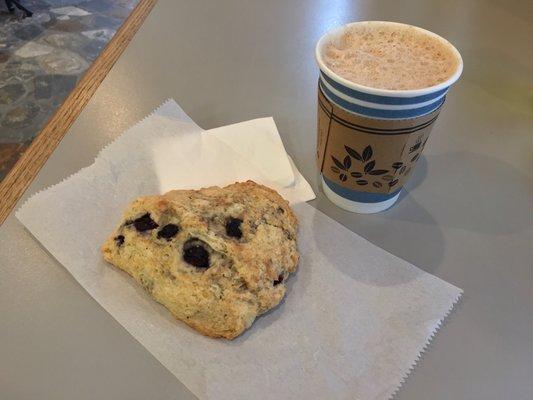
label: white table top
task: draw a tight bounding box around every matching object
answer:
[1,0,532,399]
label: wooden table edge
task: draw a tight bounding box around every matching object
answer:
[0,0,158,225]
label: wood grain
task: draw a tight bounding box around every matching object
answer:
[0,0,157,225]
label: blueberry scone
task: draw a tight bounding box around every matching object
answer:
[102,181,298,339]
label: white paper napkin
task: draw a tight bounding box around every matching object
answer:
[207,117,295,187]
[149,99,304,192]
[16,100,462,400]
[151,125,314,203]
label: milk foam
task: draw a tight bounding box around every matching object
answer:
[323,23,459,90]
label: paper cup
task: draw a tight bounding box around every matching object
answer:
[315,21,463,213]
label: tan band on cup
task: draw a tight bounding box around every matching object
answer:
[317,87,442,194]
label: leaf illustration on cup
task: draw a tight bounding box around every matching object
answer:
[331,156,349,182]
[409,139,422,154]
[391,162,403,173]
[344,145,362,161]
[399,165,406,175]
[332,156,346,171]
[364,160,376,173]
[343,155,351,170]
[332,145,395,186]
[411,154,420,163]
[389,179,399,187]
[362,145,373,162]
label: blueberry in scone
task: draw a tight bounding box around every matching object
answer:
[157,224,180,240]
[101,181,299,339]
[225,217,243,238]
[182,239,210,268]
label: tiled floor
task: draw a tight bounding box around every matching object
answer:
[0,0,139,182]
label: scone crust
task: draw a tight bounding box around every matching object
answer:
[102,181,298,339]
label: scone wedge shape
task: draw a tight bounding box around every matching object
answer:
[102,181,299,339]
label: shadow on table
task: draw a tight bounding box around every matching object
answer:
[394,151,533,235]
[312,190,444,284]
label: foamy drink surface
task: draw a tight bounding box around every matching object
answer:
[323,23,459,90]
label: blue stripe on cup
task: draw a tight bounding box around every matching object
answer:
[323,176,402,203]
[320,72,448,106]
[319,79,446,119]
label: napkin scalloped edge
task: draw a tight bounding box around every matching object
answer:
[388,290,463,400]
